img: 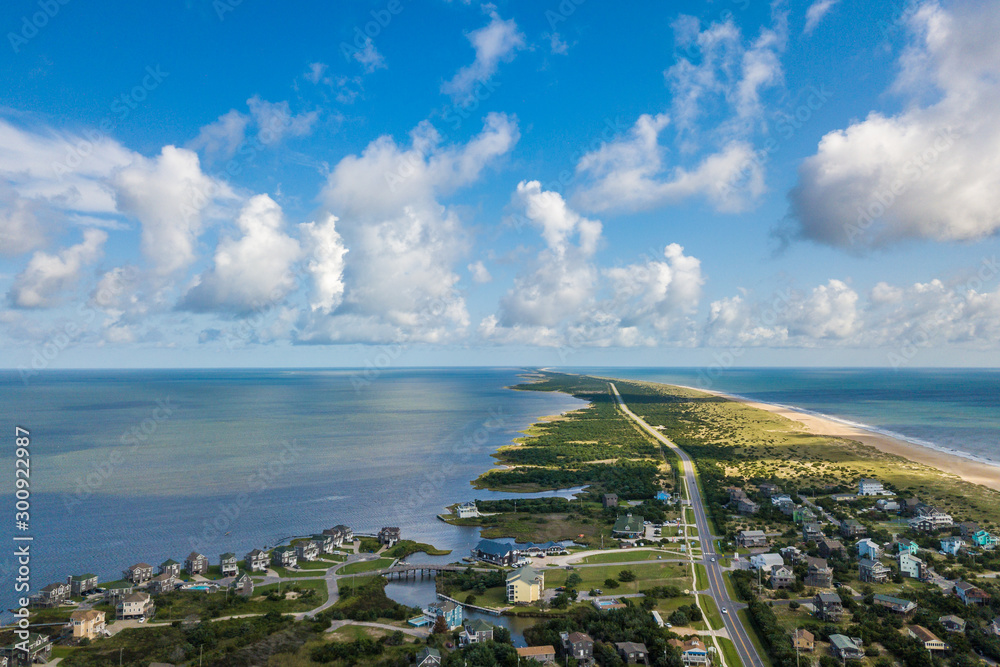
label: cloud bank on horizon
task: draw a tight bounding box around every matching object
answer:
[1,0,998,366]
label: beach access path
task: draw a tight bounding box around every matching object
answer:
[610,382,765,667]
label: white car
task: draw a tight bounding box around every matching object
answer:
[710,557,716,562]
[721,607,728,614]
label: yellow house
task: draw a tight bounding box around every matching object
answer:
[506,565,544,603]
[70,609,106,639]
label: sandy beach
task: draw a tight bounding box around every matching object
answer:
[679,385,1000,493]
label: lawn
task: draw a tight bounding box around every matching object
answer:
[152,579,328,619]
[694,564,708,590]
[737,608,775,667]
[700,594,723,630]
[548,562,689,593]
[338,558,395,575]
[579,549,671,564]
[475,512,616,548]
[717,636,743,667]
[384,540,451,559]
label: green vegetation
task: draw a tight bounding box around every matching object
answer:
[700,594,724,630]
[356,536,381,553]
[152,579,327,620]
[59,612,306,666]
[603,376,1000,527]
[338,557,395,575]
[329,575,418,622]
[694,564,708,590]
[383,540,451,559]
[524,606,683,667]
[717,636,743,667]
[480,374,674,499]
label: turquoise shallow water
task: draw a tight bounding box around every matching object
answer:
[0,368,585,612]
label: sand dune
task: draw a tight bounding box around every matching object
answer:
[681,385,1000,493]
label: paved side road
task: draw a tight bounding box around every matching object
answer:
[611,383,765,667]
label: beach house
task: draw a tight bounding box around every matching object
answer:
[736,530,768,548]
[295,541,319,561]
[311,534,335,554]
[814,592,844,621]
[424,600,463,630]
[750,553,784,570]
[759,482,782,497]
[974,530,999,548]
[840,519,866,538]
[185,551,208,575]
[414,647,442,667]
[829,635,864,660]
[897,538,919,555]
[507,564,544,603]
[805,557,833,588]
[910,506,954,532]
[939,615,966,633]
[271,545,297,568]
[472,539,518,566]
[149,572,176,595]
[457,501,479,518]
[616,641,649,664]
[32,582,70,608]
[858,478,885,495]
[908,625,947,651]
[562,632,595,665]
[817,538,846,559]
[792,629,814,652]
[322,527,346,547]
[378,526,401,546]
[68,573,98,596]
[612,514,644,539]
[517,646,557,663]
[770,565,795,589]
[955,581,991,606]
[670,638,709,666]
[231,571,254,597]
[857,538,881,560]
[874,594,916,614]
[859,558,890,583]
[899,552,926,580]
[117,591,154,620]
[123,562,153,584]
[941,537,964,556]
[792,507,817,524]
[220,552,238,576]
[70,609,106,639]
[246,549,270,572]
[103,581,135,603]
[459,619,494,646]
[802,523,824,542]
[158,559,181,577]
[0,633,52,665]
[877,499,900,512]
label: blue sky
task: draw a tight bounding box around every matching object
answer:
[1,0,998,369]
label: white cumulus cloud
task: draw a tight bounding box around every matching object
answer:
[783,1,1000,250]
[441,9,525,103]
[180,194,301,313]
[8,228,107,308]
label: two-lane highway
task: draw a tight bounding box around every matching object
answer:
[611,383,765,667]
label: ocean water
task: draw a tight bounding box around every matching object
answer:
[575,367,1000,467]
[0,368,585,612]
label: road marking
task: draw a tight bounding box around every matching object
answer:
[610,382,761,667]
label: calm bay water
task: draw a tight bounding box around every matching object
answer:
[1,366,995,616]
[0,368,585,612]
[575,367,1000,466]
